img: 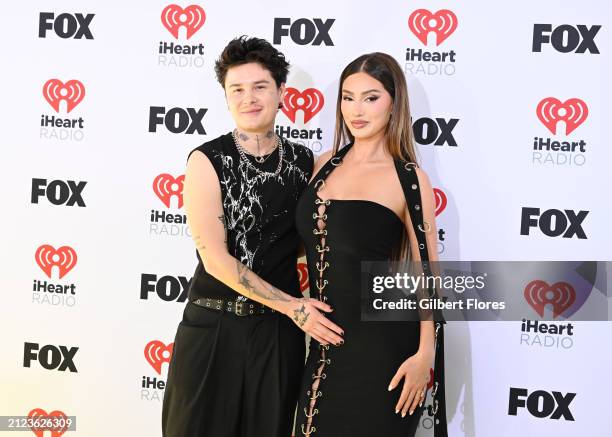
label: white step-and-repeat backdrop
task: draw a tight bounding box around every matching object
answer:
[1,1,611,436]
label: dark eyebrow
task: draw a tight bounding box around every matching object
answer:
[228,79,271,89]
[341,88,382,95]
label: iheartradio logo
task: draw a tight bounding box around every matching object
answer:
[433,188,447,217]
[408,9,458,46]
[35,245,77,279]
[28,407,69,437]
[297,262,309,293]
[161,4,206,39]
[153,173,184,208]
[282,87,324,123]
[536,98,588,136]
[524,280,576,318]
[145,340,174,375]
[43,79,85,113]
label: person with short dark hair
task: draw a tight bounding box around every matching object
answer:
[161,36,344,437]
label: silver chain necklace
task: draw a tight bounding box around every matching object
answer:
[232,129,284,177]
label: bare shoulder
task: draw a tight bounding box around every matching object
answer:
[312,150,334,178]
[186,148,213,173]
[185,149,218,189]
[414,166,433,192]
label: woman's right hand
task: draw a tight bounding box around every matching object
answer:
[282,297,344,346]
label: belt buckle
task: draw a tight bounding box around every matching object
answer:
[234,300,247,316]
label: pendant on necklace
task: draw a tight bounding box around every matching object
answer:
[255,156,265,163]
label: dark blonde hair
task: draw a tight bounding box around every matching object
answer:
[332,52,418,165]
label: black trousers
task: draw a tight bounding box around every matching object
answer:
[162,301,305,437]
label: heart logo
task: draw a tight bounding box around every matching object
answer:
[408,9,458,46]
[524,280,576,318]
[35,245,77,279]
[153,173,185,209]
[297,262,309,293]
[536,97,588,136]
[28,408,69,437]
[144,340,174,375]
[282,88,325,124]
[42,79,85,113]
[433,188,447,216]
[161,4,206,40]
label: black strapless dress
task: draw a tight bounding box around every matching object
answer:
[295,143,447,437]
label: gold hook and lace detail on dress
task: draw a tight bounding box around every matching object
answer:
[302,174,336,436]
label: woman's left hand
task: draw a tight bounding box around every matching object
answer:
[388,350,433,417]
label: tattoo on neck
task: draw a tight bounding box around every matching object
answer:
[236,130,274,142]
[293,304,310,327]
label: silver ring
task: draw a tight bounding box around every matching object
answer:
[418,221,432,232]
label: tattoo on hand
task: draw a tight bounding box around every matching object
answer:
[292,304,310,327]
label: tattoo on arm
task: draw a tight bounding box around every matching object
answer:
[292,304,310,327]
[236,262,255,298]
[194,235,205,251]
[218,214,227,243]
[235,260,291,302]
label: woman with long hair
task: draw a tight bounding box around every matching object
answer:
[295,52,447,436]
